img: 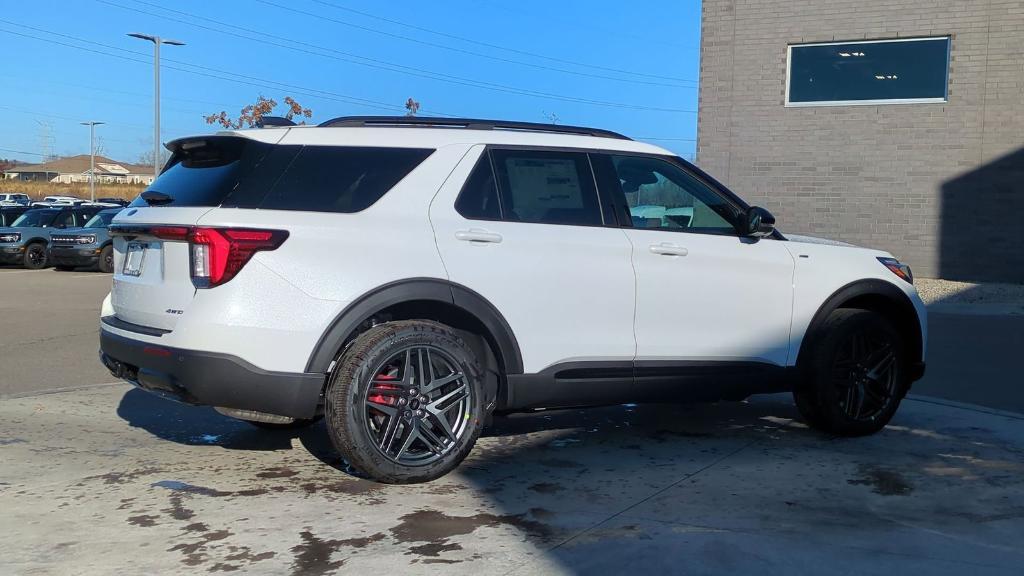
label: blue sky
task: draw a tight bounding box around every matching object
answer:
[0,0,701,164]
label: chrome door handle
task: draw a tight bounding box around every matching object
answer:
[649,242,688,256]
[455,229,503,243]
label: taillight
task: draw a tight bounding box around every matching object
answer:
[150,226,190,241]
[188,227,288,288]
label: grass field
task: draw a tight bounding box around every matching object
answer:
[0,180,144,201]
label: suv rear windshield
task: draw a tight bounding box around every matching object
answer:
[131,137,433,212]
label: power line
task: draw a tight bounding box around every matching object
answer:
[0,147,46,157]
[0,21,697,144]
[249,0,695,89]
[475,0,701,51]
[0,23,434,117]
[306,0,699,84]
[95,0,694,113]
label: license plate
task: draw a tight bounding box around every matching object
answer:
[122,242,148,277]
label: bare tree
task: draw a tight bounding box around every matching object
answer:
[137,148,171,167]
[205,95,313,129]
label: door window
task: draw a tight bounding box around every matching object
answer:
[455,154,502,221]
[491,149,602,226]
[55,211,76,229]
[609,155,738,235]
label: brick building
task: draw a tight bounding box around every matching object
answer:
[697,0,1024,282]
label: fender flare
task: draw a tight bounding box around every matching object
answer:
[796,279,923,367]
[305,278,524,375]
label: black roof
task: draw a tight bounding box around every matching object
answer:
[315,116,631,140]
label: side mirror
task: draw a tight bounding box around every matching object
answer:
[743,206,776,238]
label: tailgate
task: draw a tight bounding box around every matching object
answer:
[109,207,212,331]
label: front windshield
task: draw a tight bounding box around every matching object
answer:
[10,210,57,228]
[84,211,118,228]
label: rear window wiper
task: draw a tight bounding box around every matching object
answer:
[141,190,174,206]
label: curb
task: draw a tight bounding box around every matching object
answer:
[906,394,1024,421]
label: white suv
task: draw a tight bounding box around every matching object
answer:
[99,116,926,483]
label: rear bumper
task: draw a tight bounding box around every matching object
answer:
[99,328,325,419]
[49,246,99,267]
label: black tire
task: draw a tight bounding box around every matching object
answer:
[795,309,909,436]
[54,266,75,272]
[23,243,47,269]
[325,320,486,484]
[98,245,114,273]
[245,416,321,430]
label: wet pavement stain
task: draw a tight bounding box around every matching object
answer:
[848,466,914,496]
[289,530,346,576]
[85,467,163,485]
[388,509,554,559]
[126,514,159,527]
[408,542,462,557]
[152,480,232,497]
[163,493,195,521]
[256,467,299,479]
[538,458,584,469]
[528,482,564,494]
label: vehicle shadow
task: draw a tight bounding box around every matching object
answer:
[115,384,815,469]
[115,387,324,452]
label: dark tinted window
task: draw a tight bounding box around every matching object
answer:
[788,38,949,104]
[455,154,501,220]
[131,137,276,208]
[491,149,601,226]
[258,146,433,213]
[0,208,28,226]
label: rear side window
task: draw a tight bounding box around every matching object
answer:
[134,138,433,213]
[455,154,502,220]
[258,146,433,213]
[491,149,602,226]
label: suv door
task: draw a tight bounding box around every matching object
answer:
[596,153,795,370]
[429,145,636,375]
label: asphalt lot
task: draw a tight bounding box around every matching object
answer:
[2,267,1024,574]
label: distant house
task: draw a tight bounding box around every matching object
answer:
[2,155,155,185]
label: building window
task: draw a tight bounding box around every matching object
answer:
[786,37,950,106]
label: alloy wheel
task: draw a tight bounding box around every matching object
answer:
[832,328,899,421]
[26,246,46,268]
[362,345,472,466]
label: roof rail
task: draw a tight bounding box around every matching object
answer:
[255,116,297,128]
[316,116,632,140]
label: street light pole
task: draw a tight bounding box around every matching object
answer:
[128,33,185,180]
[80,121,104,202]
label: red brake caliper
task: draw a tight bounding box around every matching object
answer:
[368,373,399,406]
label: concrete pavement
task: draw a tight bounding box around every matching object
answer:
[2,385,1023,574]
[0,267,114,397]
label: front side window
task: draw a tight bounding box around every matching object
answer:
[787,37,950,106]
[491,149,602,226]
[610,155,737,235]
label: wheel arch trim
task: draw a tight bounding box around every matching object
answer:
[305,277,524,375]
[796,279,924,368]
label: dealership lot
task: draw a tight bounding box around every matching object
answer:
[2,268,1024,574]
